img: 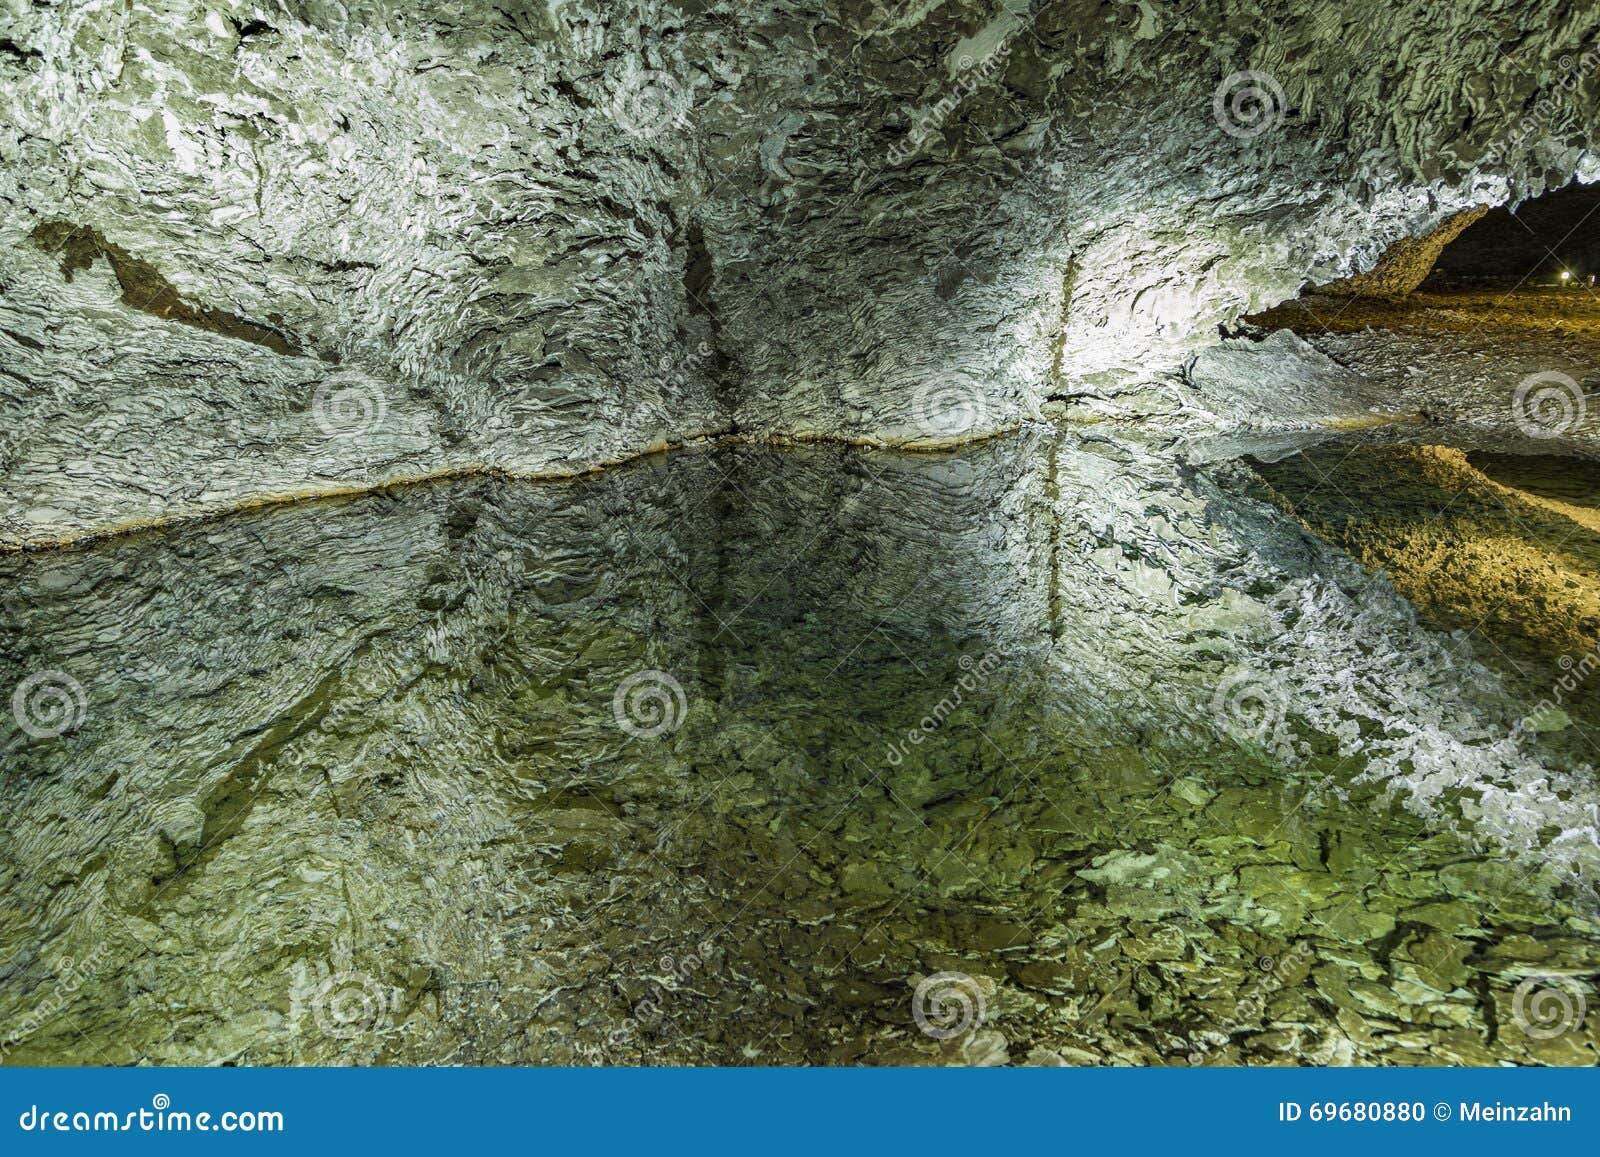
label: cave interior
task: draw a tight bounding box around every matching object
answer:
[1,0,1599,1068]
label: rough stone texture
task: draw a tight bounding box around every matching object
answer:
[1256,443,1600,762]
[1193,284,1600,443]
[1316,209,1488,299]
[6,0,1600,1071]
[5,1,1600,543]
[2,436,1595,1064]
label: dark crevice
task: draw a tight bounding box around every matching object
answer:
[0,37,41,62]
[228,17,277,40]
[1,326,43,351]
[683,221,739,427]
[29,220,309,358]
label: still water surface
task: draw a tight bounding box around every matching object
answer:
[2,436,1596,1064]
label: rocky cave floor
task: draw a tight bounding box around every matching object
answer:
[1255,286,1600,339]
[1245,287,1600,439]
[2,424,1599,1067]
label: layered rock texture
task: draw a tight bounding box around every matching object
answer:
[5,2,1600,1068]
[4,0,1600,543]
[1315,209,1489,299]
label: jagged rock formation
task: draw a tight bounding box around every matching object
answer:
[5,1,1600,1070]
[1315,209,1488,299]
[4,1,1600,544]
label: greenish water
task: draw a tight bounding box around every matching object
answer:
[1,437,1597,1065]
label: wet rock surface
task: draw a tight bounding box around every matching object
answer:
[1204,287,1600,446]
[1255,440,1600,768]
[1316,209,1490,301]
[6,2,1600,544]
[5,0,1600,1071]
[3,436,1595,1065]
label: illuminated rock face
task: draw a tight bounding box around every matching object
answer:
[1314,209,1489,300]
[11,2,1600,1072]
[4,1,1600,544]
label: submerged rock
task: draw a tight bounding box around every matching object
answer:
[2,435,1595,1065]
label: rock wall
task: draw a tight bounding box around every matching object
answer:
[4,1,1600,543]
[1315,209,1489,299]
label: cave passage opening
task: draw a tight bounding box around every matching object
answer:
[1247,179,1600,335]
[1428,180,1600,289]
[1235,183,1600,761]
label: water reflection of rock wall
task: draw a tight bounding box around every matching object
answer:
[0,442,1053,1062]
[2,436,1596,1065]
[1,453,694,1061]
